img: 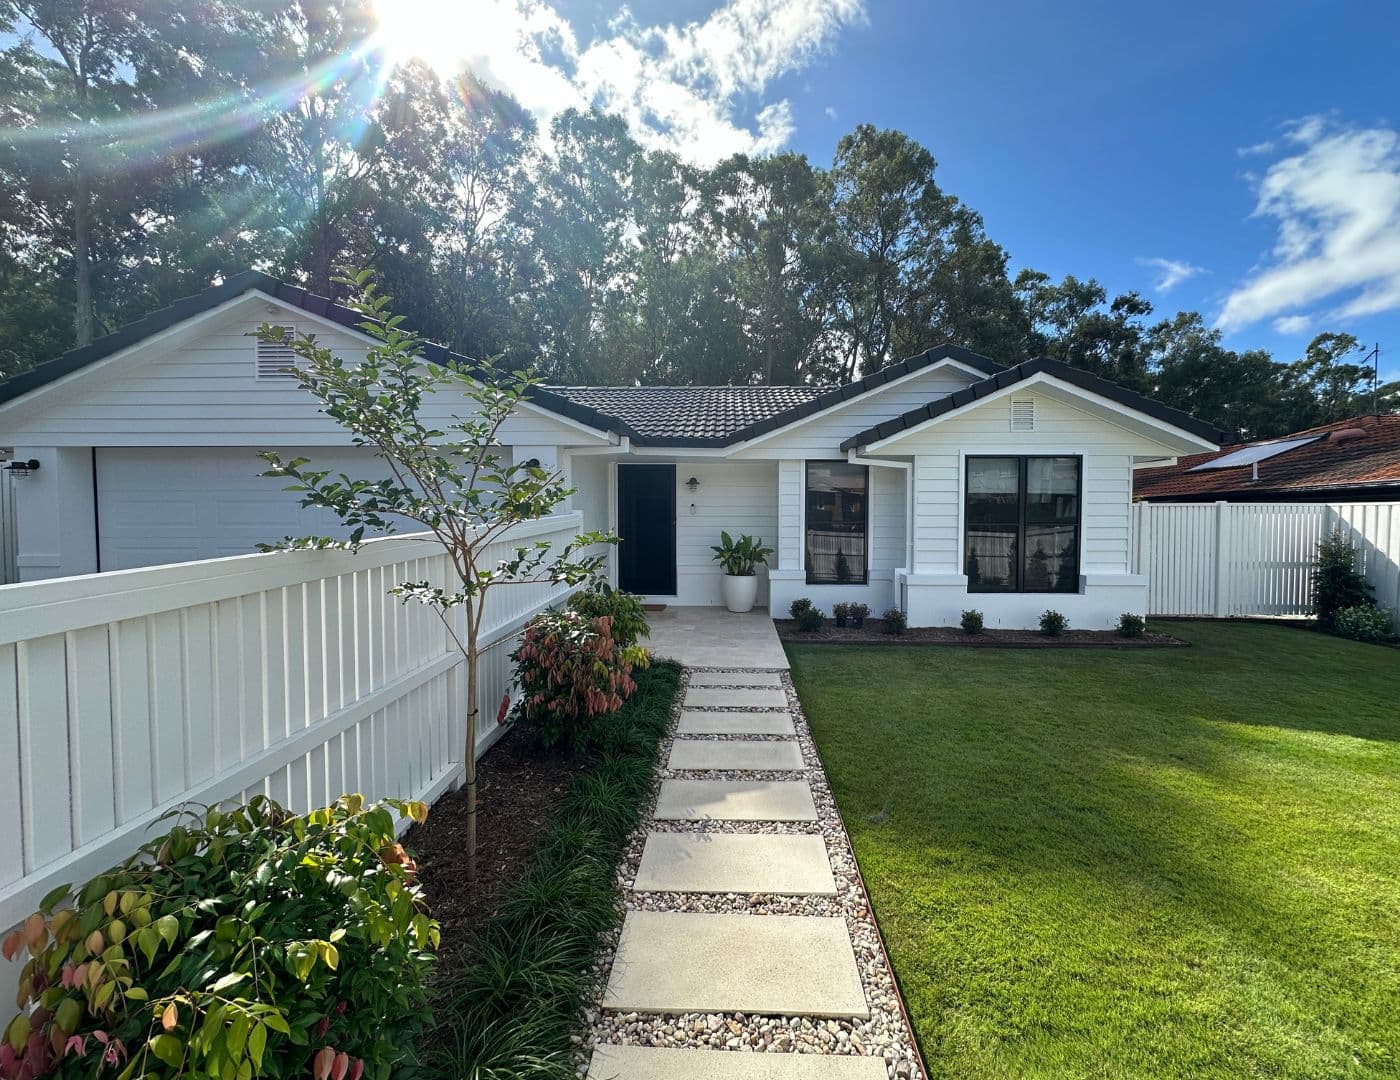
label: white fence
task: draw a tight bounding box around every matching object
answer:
[0,512,583,934]
[1133,500,1400,618]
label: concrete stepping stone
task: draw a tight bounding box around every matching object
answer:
[588,1045,888,1079]
[684,687,788,710]
[677,710,795,736]
[688,670,783,688]
[633,833,836,895]
[603,911,869,1018]
[668,739,804,772]
[653,779,817,822]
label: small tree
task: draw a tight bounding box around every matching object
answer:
[1311,530,1373,629]
[256,270,612,879]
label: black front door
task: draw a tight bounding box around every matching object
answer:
[617,464,676,595]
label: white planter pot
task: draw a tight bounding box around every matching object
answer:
[722,573,759,613]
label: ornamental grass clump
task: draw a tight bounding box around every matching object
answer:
[512,610,650,751]
[1,796,436,1080]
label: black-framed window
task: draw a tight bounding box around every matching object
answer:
[806,461,868,585]
[965,456,1080,593]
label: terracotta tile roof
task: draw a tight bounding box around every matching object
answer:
[1133,415,1400,501]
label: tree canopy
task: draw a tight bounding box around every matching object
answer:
[2,0,1395,438]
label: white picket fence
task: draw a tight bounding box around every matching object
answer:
[1133,500,1400,618]
[0,512,583,934]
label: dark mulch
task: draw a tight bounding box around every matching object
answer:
[776,619,1188,648]
[401,725,586,961]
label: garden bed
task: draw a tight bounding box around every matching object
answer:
[775,618,1187,648]
[405,726,591,962]
[412,660,683,1076]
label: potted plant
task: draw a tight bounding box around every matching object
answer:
[711,531,775,613]
[849,602,869,629]
[833,602,850,628]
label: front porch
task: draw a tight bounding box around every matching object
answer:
[643,606,789,670]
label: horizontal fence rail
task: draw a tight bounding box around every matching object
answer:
[0,512,584,933]
[1133,500,1400,618]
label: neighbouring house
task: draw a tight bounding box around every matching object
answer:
[1134,415,1400,504]
[0,273,1223,628]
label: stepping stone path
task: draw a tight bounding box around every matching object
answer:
[588,669,918,1080]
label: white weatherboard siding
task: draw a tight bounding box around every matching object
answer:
[880,390,1168,629]
[0,298,605,449]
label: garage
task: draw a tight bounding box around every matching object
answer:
[95,446,381,571]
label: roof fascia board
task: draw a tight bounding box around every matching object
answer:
[720,356,984,456]
[856,372,1221,454]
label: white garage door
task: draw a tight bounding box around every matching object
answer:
[96,447,384,571]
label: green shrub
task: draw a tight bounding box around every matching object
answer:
[849,603,870,625]
[567,583,650,648]
[960,609,984,635]
[512,610,649,752]
[1311,531,1374,629]
[795,607,825,632]
[1,796,435,1080]
[1333,604,1395,643]
[1039,610,1067,636]
[881,608,906,635]
[422,662,681,1078]
[789,598,814,619]
[1118,612,1146,638]
[832,602,850,625]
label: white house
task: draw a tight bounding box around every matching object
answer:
[0,273,1223,628]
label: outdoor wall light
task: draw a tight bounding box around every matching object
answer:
[523,457,541,468]
[3,459,40,476]
[685,476,700,492]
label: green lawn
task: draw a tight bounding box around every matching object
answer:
[787,623,1400,1080]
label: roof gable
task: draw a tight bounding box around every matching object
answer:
[840,357,1227,452]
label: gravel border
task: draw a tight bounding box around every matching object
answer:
[574,668,926,1080]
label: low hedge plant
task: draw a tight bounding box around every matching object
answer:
[420,661,682,1078]
[511,609,651,752]
[2,795,436,1080]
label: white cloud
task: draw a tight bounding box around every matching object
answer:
[1273,314,1311,334]
[403,0,866,165]
[1237,139,1276,158]
[1137,256,1205,292]
[824,105,838,120]
[1217,116,1400,332]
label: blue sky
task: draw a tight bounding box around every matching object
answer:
[454,0,1400,380]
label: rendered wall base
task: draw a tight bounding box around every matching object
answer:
[768,568,896,618]
[903,572,1148,630]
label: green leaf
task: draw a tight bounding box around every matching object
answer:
[40,882,72,911]
[137,926,160,965]
[247,1023,266,1070]
[149,1034,184,1068]
[209,971,249,994]
[155,914,179,947]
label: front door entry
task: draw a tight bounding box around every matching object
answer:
[617,464,677,595]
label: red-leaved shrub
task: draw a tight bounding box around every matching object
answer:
[511,610,650,750]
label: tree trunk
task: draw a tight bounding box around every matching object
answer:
[72,161,94,347]
[463,634,478,881]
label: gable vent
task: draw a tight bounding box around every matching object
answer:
[1010,398,1035,432]
[256,325,300,379]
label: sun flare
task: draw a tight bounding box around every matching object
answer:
[371,0,520,76]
